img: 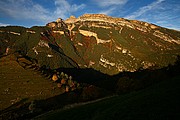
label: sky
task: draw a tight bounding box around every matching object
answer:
[0,0,179,30]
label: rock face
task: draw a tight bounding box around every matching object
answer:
[1,14,180,75]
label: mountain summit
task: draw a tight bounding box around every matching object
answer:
[1,14,180,75]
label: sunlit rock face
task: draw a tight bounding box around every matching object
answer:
[45,14,180,75]
[1,14,180,75]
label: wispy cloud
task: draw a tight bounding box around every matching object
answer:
[124,0,180,30]
[0,0,85,24]
[98,7,117,15]
[0,0,50,22]
[0,0,179,30]
[156,21,179,30]
[0,23,10,27]
[93,0,128,16]
[125,0,165,19]
[94,0,128,7]
[154,15,180,31]
[54,0,85,19]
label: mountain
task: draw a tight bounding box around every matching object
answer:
[1,14,180,119]
[1,14,180,75]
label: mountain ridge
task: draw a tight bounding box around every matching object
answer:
[46,14,180,74]
[1,14,180,75]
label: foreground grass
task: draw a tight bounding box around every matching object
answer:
[0,55,62,110]
[36,76,180,120]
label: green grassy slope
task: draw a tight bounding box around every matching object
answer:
[0,54,63,110]
[37,75,180,120]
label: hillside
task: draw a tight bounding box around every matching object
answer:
[0,54,179,119]
[1,14,180,75]
[35,75,180,120]
[0,54,62,110]
[48,14,180,75]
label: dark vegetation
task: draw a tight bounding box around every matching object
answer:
[36,75,180,120]
[0,54,180,120]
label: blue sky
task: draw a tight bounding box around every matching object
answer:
[0,0,179,30]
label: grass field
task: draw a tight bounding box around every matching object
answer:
[0,54,62,110]
[35,75,180,120]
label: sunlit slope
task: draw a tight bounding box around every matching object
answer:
[49,14,180,75]
[0,54,61,110]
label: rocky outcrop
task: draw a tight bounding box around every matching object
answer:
[65,15,77,23]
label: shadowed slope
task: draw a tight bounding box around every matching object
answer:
[36,75,180,120]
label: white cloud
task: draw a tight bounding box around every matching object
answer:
[54,0,85,19]
[0,0,86,24]
[154,16,180,31]
[98,7,117,15]
[92,0,128,16]
[124,0,180,31]
[125,0,165,19]
[0,23,10,26]
[0,0,51,22]
[94,0,128,7]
